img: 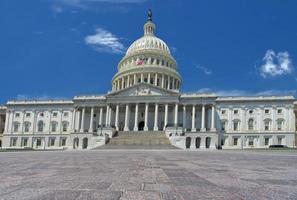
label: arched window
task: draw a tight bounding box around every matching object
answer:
[248,118,254,131]
[62,121,69,132]
[37,120,44,132]
[276,119,284,131]
[233,119,240,131]
[264,119,271,131]
[51,121,58,132]
[13,122,20,132]
[24,122,31,132]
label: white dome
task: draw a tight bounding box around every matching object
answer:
[126,35,171,56]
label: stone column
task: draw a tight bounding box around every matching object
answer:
[89,107,94,132]
[272,106,276,131]
[164,104,168,130]
[127,75,130,87]
[10,111,15,133]
[144,103,149,131]
[172,78,176,89]
[105,105,109,126]
[183,105,186,130]
[108,106,112,127]
[167,76,170,89]
[115,104,119,131]
[71,108,76,132]
[154,104,159,131]
[148,73,151,83]
[191,105,196,132]
[21,110,25,133]
[59,110,63,133]
[161,74,165,88]
[201,104,206,132]
[134,74,137,85]
[80,107,85,132]
[48,110,52,133]
[211,104,216,131]
[99,107,103,127]
[174,103,178,126]
[117,80,120,90]
[124,104,130,131]
[141,73,144,82]
[76,109,81,131]
[154,73,158,86]
[4,110,10,133]
[134,104,139,131]
[121,77,125,89]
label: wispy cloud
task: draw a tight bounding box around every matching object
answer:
[193,88,296,96]
[259,49,294,78]
[85,28,125,54]
[196,65,212,75]
[51,4,63,15]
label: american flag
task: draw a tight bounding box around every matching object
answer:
[137,59,146,65]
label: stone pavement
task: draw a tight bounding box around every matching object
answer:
[0,150,297,200]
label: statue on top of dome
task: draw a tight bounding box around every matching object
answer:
[148,9,153,21]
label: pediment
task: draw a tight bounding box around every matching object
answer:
[107,83,178,97]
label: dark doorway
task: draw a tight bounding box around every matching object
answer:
[206,137,211,149]
[138,121,144,131]
[186,137,191,149]
[196,137,201,149]
[82,138,88,149]
[73,138,79,149]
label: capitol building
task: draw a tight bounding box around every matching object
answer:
[0,12,296,150]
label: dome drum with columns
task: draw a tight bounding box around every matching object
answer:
[0,10,296,151]
[111,13,182,92]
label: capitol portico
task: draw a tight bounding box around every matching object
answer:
[0,10,296,150]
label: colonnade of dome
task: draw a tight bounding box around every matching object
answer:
[111,13,182,92]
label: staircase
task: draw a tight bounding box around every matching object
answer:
[96,131,177,149]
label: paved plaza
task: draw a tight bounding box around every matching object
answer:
[0,150,297,200]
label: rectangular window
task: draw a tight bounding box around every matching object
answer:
[233,138,238,146]
[49,138,55,146]
[22,138,28,147]
[15,113,20,118]
[11,138,17,147]
[264,137,269,146]
[63,112,69,117]
[233,122,239,131]
[233,110,238,114]
[26,112,31,117]
[277,109,282,114]
[265,109,270,114]
[221,110,226,115]
[53,112,58,117]
[61,138,66,146]
[36,138,42,147]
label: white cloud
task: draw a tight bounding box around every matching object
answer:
[260,49,294,78]
[192,88,296,96]
[196,65,212,75]
[85,28,125,54]
[51,5,63,14]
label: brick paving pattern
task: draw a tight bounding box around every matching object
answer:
[0,150,297,200]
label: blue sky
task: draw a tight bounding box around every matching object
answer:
[1,0,297,104]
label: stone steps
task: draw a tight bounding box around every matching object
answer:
[96,131,176,149]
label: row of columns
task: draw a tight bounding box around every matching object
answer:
[113,73,180,91]
[74,103,216,133]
